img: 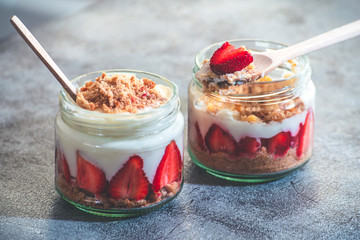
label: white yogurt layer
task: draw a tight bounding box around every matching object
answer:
[55,110,184,183]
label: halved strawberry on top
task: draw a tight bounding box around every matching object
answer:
[296,110,314,157]
[205,124,238,156]
[76,152,107,195]
[56,144,71,183]
[261,131,292,157]
[210,42,253,75]
[152,141,182,193]
[108,155,150,201]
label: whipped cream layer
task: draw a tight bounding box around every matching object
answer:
[55,112,184,183]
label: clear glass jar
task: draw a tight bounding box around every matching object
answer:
[55,69,184,217]
[188,40,315,182]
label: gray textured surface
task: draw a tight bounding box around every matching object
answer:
[1,0,360,239]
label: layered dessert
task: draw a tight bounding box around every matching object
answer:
[55,72,184,213]
[188,41,315,179]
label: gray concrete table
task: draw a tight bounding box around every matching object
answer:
[1,0,359,239]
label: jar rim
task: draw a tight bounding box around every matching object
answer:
[194,39,310,84]
[60,69,179,120]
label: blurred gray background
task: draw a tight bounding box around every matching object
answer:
[0,0,98,40]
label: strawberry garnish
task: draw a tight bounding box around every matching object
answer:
[296,110,314,157]
[210,42,253,75]
[262,132,292,157]
[204,124,238,155]
[195,122,206,150]
[152,141,182,193]
[56,145,71,182]
[238,137,260,155]
[108,155,149,201]
[76,152,107,194]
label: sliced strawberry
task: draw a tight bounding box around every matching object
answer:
[296,110,314,157]
[108,155,149,200]
[152,141,182,193]
[195,122,206,150]
[261,132,292,157]
[56,145,71,182]
[204,124,238,155]
[238,137,260,155]
[76,153,107,194]
[210,42,253,75]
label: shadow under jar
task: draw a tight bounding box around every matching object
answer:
[55,70,184,217]
[188,40,315,183]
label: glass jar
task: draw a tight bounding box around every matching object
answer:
[55,69,184,217]
[188,40,315,182]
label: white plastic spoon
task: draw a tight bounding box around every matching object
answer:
[250,20,360,81]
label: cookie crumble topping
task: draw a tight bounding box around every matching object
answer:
[76,73,168,113]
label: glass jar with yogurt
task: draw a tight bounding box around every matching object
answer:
[55,69,184,217]
[188,40,315,182]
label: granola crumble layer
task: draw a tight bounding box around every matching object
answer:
[56,174,182,210]
[76,73,168,113]
[189,141,311,175]
[199,94,305,124]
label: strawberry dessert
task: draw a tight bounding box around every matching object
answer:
[55,70,184,216]
[188,40,315,182]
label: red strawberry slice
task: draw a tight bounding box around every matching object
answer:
[262,132,292,157]
[108,155,149,200]
[195,122,206,150]
[204,124,238,155]
[238,137,260,155]
[76,153,107,194]
[152,141,182,193]
[296,110,314,157]
[56,145,71,182]
[210,42,254,75]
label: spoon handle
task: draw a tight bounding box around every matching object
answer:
[277,20,360,62]
[10,15,77,101]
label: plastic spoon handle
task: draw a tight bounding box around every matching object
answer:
[275,20,360,63]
